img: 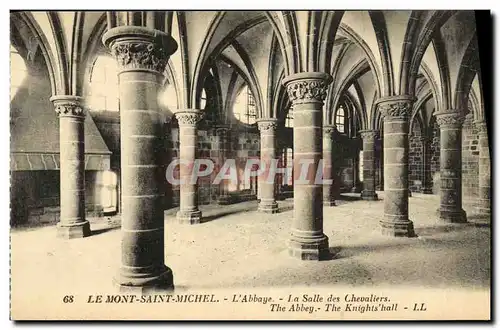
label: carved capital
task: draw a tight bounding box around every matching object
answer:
[435,111,465,128]
[257,119,278,132]
[282,72,332,104]
[215,125,230,135]
[50,95,86,118]
[323,125,336,136]
[359,130,378,140]
[175,110,203,126]
[417,136,430,143]
[378,97,413,121]
[475,120,488,133]
[103,26,177,74]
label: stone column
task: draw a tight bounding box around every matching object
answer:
[434,111,467,223]
[420,136,433,194]
[50,95,91,239]
[216,125,231,205]
[322,125,336,206]
[359,130,379,200]
[475,121,490,215]
[378,95,415,237]
[103,25,177,291]
[175,110,203,224]
[283,72,332,260]
[257,118,279,213]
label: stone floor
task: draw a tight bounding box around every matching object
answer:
[11,192,490,302]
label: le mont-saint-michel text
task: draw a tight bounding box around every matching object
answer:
[85,293,428,314]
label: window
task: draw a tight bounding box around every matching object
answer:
[10,45,27,101]
[335,105,346,133]
[232,85,257,125]
[285,108,294,128]
[200,88,207,110]
[88,55,119,111]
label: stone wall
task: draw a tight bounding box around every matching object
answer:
[10,170,109,226]
[167,126,260,207]
[462,114,480,200]
[430,120,440,194]
[409,135,424,192]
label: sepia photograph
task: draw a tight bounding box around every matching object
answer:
[8,9,492,321]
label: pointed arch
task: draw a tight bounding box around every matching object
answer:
[369,11,394,96]
[14,12,59,96]
[453,34,479,112]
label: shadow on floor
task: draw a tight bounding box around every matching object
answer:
[336,194,362,201]
[415,221,490,237]
[200,208,256,223]
[91,226,121,236]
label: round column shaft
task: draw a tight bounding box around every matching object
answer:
[103,25,177,291]
[283,72,332,260]
[378,96,415,237]
[175,110,203,224]
[322,125,336,206]
[51,95,91,239]
[475,121,490,215]
[257,118,279,213]
[359,130,379,201]
[434,111,467,223]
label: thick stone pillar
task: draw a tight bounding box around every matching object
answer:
[103,25,177,291]
[216,125,231,205]
[359,130,379,200]
[175,110,203,224]
[475,121,490,215]
[434,111,467,223]
[257,118,279,213]
[378,96,415,237]
[50,95,91,239]
[283,72,332,260]
[322,125,336,206]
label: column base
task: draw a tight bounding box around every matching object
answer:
[323,200,336,207]
[217,195,232,205]
[258,201,279,214]
[361,190,378,201]
[438,208,467,223]
[288,233,330,260]
[422,187,433,194]
[351,187,362,193]
[176,210,202,224]
[115,265,174,294]
[380,219,416,237]
[56,220,91,239]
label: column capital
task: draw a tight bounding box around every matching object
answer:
[257,118,278,132]
[359,129,378,140]
[417,135,430,143]
[323,125,337,136]
[377,95,414,121]
[103,26,177,75]
[215,124,231,135]
[434,111,465,128]
[175,109,203,127]
[282,72,332,105]
[50,95,86,118]
[474,120,488,133]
